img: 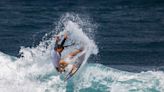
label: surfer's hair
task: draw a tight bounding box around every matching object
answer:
[54,45,64,50]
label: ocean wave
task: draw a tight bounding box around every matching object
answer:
[74,64,164,92]
[0,13,163,92]
[1,51,164,92]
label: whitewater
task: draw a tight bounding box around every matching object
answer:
[0,13,164,92]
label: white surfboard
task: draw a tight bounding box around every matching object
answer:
[64,51,86,81]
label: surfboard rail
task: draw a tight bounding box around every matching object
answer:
[64,51,86,81]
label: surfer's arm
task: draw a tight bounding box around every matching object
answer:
[54,33,67,46]
[60,33,68,46]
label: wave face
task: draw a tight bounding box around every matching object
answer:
[75,64,164,92]
[1,53,164,92]
[0,13,164,92]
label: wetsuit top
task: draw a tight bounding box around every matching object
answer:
[51,49,61,68]
[51,36,66,68]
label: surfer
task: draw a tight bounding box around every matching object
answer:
[51,32,84,73]
[51,33,68,73]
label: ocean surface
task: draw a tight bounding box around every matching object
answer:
[0,0,164,92]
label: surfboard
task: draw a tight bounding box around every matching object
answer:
[64,51,86,81]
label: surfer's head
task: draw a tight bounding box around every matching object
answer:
[55,45,64,52]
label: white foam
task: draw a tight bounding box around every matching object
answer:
[2,13,163,92]
[74,64,164,92]
[0,13,98,92]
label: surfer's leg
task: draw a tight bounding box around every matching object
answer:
[60,60,68,67]
[60,48,84,71]
[59,60,68,71]
[68,48,83,57]
[62,48,83,64]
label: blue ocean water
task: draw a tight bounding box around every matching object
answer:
[0,0,164,92]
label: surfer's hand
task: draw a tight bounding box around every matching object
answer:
[64,33,68,39]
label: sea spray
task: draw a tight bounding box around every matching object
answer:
[0,13,98,92]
